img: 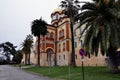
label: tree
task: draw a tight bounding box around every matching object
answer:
[75,0,120,73]
[60,0,80,67]
[31,17,48,66]
[26,34,33,64]
[13,50,23,64]
[0,42,17,62]
[21,34,33,64]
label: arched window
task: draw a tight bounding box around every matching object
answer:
[59,29,64,39]
[80,40,83,46]
[63,43,65,51]
[61,29,64,37]
[46,49,53,63]
[79,28,82,35]
[51,15,54,21]
[63,55,65,60]
[50,32,54,39]
[46,32,50,38]
[59,44,61,52]
[59,30,61,38]
[52,15,56,20]
[56,13,60,20]
[74,42,77,48]
[75,55,77,59]
[74,31,76,36]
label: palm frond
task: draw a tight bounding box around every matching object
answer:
[31,18,48,37]
[75,10,96,22]
[81,2,98,11]
[76,0,120,57]
[109,21,120,49]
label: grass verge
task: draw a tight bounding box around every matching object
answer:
[24,66,120,80]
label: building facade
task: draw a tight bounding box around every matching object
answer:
[34,8,106,66]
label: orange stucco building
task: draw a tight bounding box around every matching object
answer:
[32,8,106,66]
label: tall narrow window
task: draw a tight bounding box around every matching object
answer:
[74,42,77,48]
[79,28,82,35]
[63,43,65,51]
[59,55,61,60]
[63,55,65,60]
[75,55,77,59]
[74,31,76,36]
[59,29,64,40]
[80,40,83,46]
[62,29,64,37]
[56,13,60,20]
[59,31,61,38]
[59,44,61,52]
[50,32,54,39]
[46,32,50,38]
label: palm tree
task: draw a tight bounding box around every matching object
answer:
[31,18,48,66]
[75,0,120,73]
[22,40,28,64]
[21,34,33,65]
[60,0,81,67]
[26,34,33,64]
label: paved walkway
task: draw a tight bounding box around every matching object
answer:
[0,65,52,80]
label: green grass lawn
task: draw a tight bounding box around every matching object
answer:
[24,66,120,80]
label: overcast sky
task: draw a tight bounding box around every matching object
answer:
[0,0,90,49]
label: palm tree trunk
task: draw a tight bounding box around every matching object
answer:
[25,53,27,64]
[107,46,119,73]
[108,56,119,73]
[28,50,30,65]
[54,53,57,66]
[70,21,76,67]
[68,2,76,67]
[37,35,40,66]
[54,41,57,66]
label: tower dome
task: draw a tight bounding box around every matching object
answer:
[52,8,62,14]
[51,8,63,26]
